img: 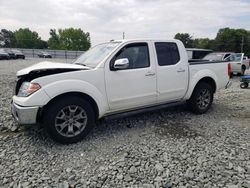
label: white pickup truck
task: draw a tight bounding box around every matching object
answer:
[203,52,250,75]
[224,53,249,75]
[11,39,231,144]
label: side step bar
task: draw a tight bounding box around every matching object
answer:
[103,101,185,121]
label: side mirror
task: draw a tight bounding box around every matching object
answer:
[113,58,129,70]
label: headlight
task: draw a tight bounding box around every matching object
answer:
[17,82,41,97]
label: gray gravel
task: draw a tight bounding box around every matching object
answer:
[0,58,250,188]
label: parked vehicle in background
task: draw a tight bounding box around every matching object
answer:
[11,39,231,144]
[12,50,25,59]
[186,48,212,60]
[5,49,16,59]
[38,51,52,58]
[243,56,250,69]
[0,49,10,60]
[224,53,250,75]
[202,52,233,61]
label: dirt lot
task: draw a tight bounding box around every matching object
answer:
[0,58,250,188]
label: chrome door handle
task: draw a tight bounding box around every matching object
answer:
[145,72,156,76]
[177,69,186,73]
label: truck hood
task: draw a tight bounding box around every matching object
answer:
[17,61,90,76]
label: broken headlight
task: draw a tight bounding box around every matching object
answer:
[17,82,41,97]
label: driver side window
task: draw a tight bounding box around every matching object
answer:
[111,43,150,70]
[225,54,236,62]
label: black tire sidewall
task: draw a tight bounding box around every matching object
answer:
[188,83,214,114]
[241,66,246,76]
[240,82,248,88]
[43,96,95,144]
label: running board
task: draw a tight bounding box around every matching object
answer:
[103,101,185,121]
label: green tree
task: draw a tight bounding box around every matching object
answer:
[214,28,249,54]
[174,33,193,48]
[48,28,91,50]
[193,38,215,49]
[0,29,16,47]
[14,28,47,49]
[59,28,91,51]
[48,29,60,49]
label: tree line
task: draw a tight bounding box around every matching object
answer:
[0,28,91,51]
[175,28,250,57]
[1,27,250,56]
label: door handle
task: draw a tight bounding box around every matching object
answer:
[177,69,186,73]
[145,72,156,76]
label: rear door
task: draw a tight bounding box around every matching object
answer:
[154,42,189,103]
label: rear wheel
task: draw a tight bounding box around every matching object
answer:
[240,82,249,89]
[187,82,214,114]
[43,96,95,144]
[241,66,246,76]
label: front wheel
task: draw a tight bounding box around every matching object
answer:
[43,96,95,144]
[187,83,214,114]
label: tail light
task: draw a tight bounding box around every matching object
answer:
[228,63,231,78]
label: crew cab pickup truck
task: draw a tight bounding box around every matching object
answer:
[224,53,249,75]
[11,39,231,144]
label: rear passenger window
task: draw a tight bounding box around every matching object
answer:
[155,42,180,66]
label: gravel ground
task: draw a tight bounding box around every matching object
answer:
[0,58,250,188]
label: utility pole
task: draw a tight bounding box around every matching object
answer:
[241,36,244,53]
[122,32,125,40]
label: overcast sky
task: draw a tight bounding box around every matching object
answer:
[0,0,250,45]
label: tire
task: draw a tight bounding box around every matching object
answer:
[241,66,246,76]
[187,82,214,114]
[43,96,95,144]
[240,82,249,89]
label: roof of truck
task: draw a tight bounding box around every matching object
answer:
[111,39,180,43]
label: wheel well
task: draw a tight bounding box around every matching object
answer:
[242,65,246,70]
[195,77,216,93]
[37,92,99,123]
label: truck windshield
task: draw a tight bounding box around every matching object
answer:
[74,42,121,67]
[202,53,224,61]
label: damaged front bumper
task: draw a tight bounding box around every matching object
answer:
[11,102,39,125]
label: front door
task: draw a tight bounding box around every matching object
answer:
[105,42,157,112]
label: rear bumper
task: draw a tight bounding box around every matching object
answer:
[11,102,39,125]
[225,80,232,89]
